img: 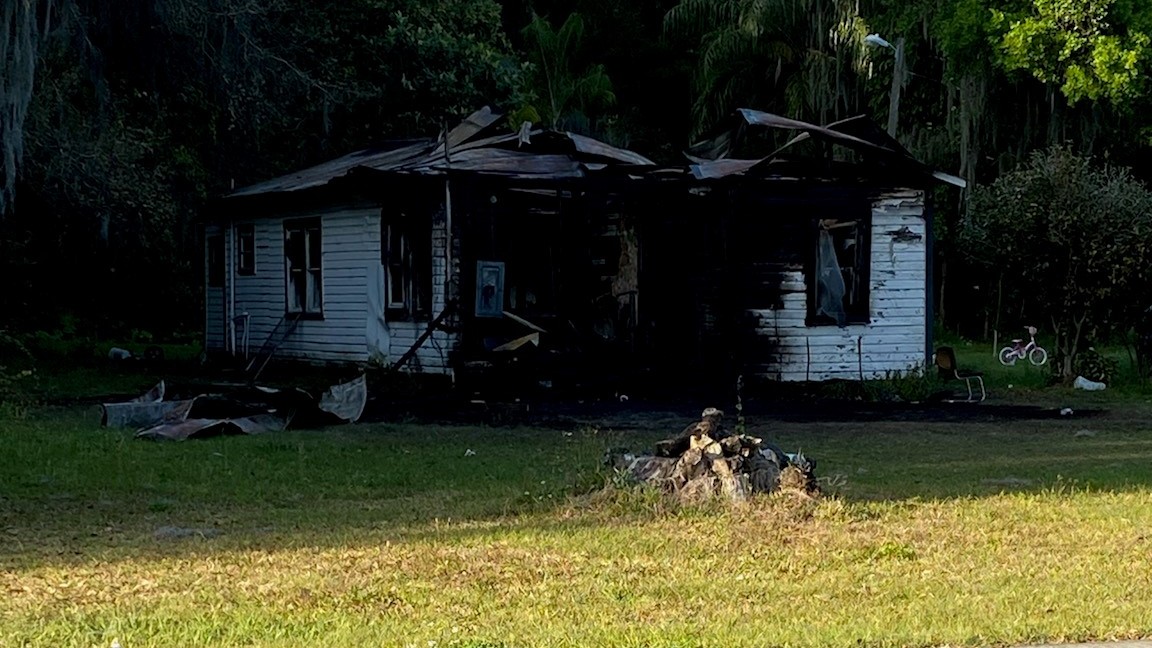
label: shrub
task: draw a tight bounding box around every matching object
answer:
[0,330,36,415]
[1072,347,1119,383]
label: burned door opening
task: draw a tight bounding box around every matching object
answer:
[453,180,651,392]
[457,185,567,360]
[637,188,741,383]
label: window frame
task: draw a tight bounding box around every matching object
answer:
[284,218,323,318]
[236,223,256,276]
[382,211,432,321]
[805,214,872,327]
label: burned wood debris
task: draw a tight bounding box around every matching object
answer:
[100,375,367,441]
[606,408,818,503]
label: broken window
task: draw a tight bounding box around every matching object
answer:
[236,224,255,276]
[207,234,225,288]
[284,219,322,316]
[382,212,431,320]
[808,217,870,325]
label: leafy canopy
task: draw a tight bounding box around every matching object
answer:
[993,0,1152,104]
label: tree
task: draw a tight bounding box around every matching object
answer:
[961,146,1152,381]
[2,0,530,335]
[664,0,875,135]
[520,12,616,132]
[993,0,1152,105]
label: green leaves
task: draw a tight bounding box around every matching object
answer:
[665,0,879,136]
[963,146,1152,377]
[993,0,1152,104]
[520,12,617,132]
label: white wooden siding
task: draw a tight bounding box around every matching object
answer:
[746,190,928,381]
[212,201,459,373]
[204,224,226,351]
[226,207,377,363]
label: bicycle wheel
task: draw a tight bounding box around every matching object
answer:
[999,347,1017,366]
[1028,347,1048,366]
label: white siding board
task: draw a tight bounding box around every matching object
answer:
[208,200,461,373]
[226,207,381,364]
[749,192,929,382]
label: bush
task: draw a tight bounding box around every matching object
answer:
[0,330,36,415]
[962,146,1152,381]
[863,367,940,403]
[1072,347,1119,383]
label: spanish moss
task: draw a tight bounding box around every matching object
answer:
[0,0,48,216]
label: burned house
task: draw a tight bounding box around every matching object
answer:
[202,107,963,388]
[648,110,967,382]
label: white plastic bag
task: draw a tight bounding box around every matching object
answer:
[1073,375,1106,391]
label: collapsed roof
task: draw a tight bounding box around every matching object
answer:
[225,106,965,200]
[686,109,967,188]
[228,107,656,198]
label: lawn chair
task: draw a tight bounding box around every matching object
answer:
[934,346,985,403]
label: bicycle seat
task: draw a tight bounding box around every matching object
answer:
[1011,339,1023,343]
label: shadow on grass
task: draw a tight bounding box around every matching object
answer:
[4,397,1152,572]
[0,407,625,571]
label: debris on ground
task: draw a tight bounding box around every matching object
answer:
[1073,376,1107,391]
[100,375,367,441]
[605,407,818,503]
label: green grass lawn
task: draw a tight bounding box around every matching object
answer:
[3,398,1152,648]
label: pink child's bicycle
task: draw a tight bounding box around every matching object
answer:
[999,326,1048,366]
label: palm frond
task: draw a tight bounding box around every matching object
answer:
[665,0,741,38]
[574,64,616,113]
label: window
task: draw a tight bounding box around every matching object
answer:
[807,216,870,325]
[284,219,322,316]
[207,234,225,288]
[383,213,431,319]
[236,224,255,275]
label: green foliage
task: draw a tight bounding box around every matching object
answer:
[520,12,617,133]
[1072,346,1120,382]
[4,0,529,336]
[0,331,36,415]
[992,0,1152,104]
[864,368,941,403]
[664,0,875,135]
[962,146,1152,379]
[932,0,999,76]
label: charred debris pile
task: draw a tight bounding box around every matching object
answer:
[606,408,818,503]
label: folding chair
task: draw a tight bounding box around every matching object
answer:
[934,346,985,403]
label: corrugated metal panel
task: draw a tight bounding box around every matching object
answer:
[567,133,656,165]
[686,110,967,188]
[690,158,761,180]
[227,106,657,199]
[414,150,583,176]
[228,141,432,197]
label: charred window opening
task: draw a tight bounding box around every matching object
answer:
[383,212,431,320]
[207,234,225,288]
[236,224,255,275]
[808,216,870,326]
[284,219,322,316]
